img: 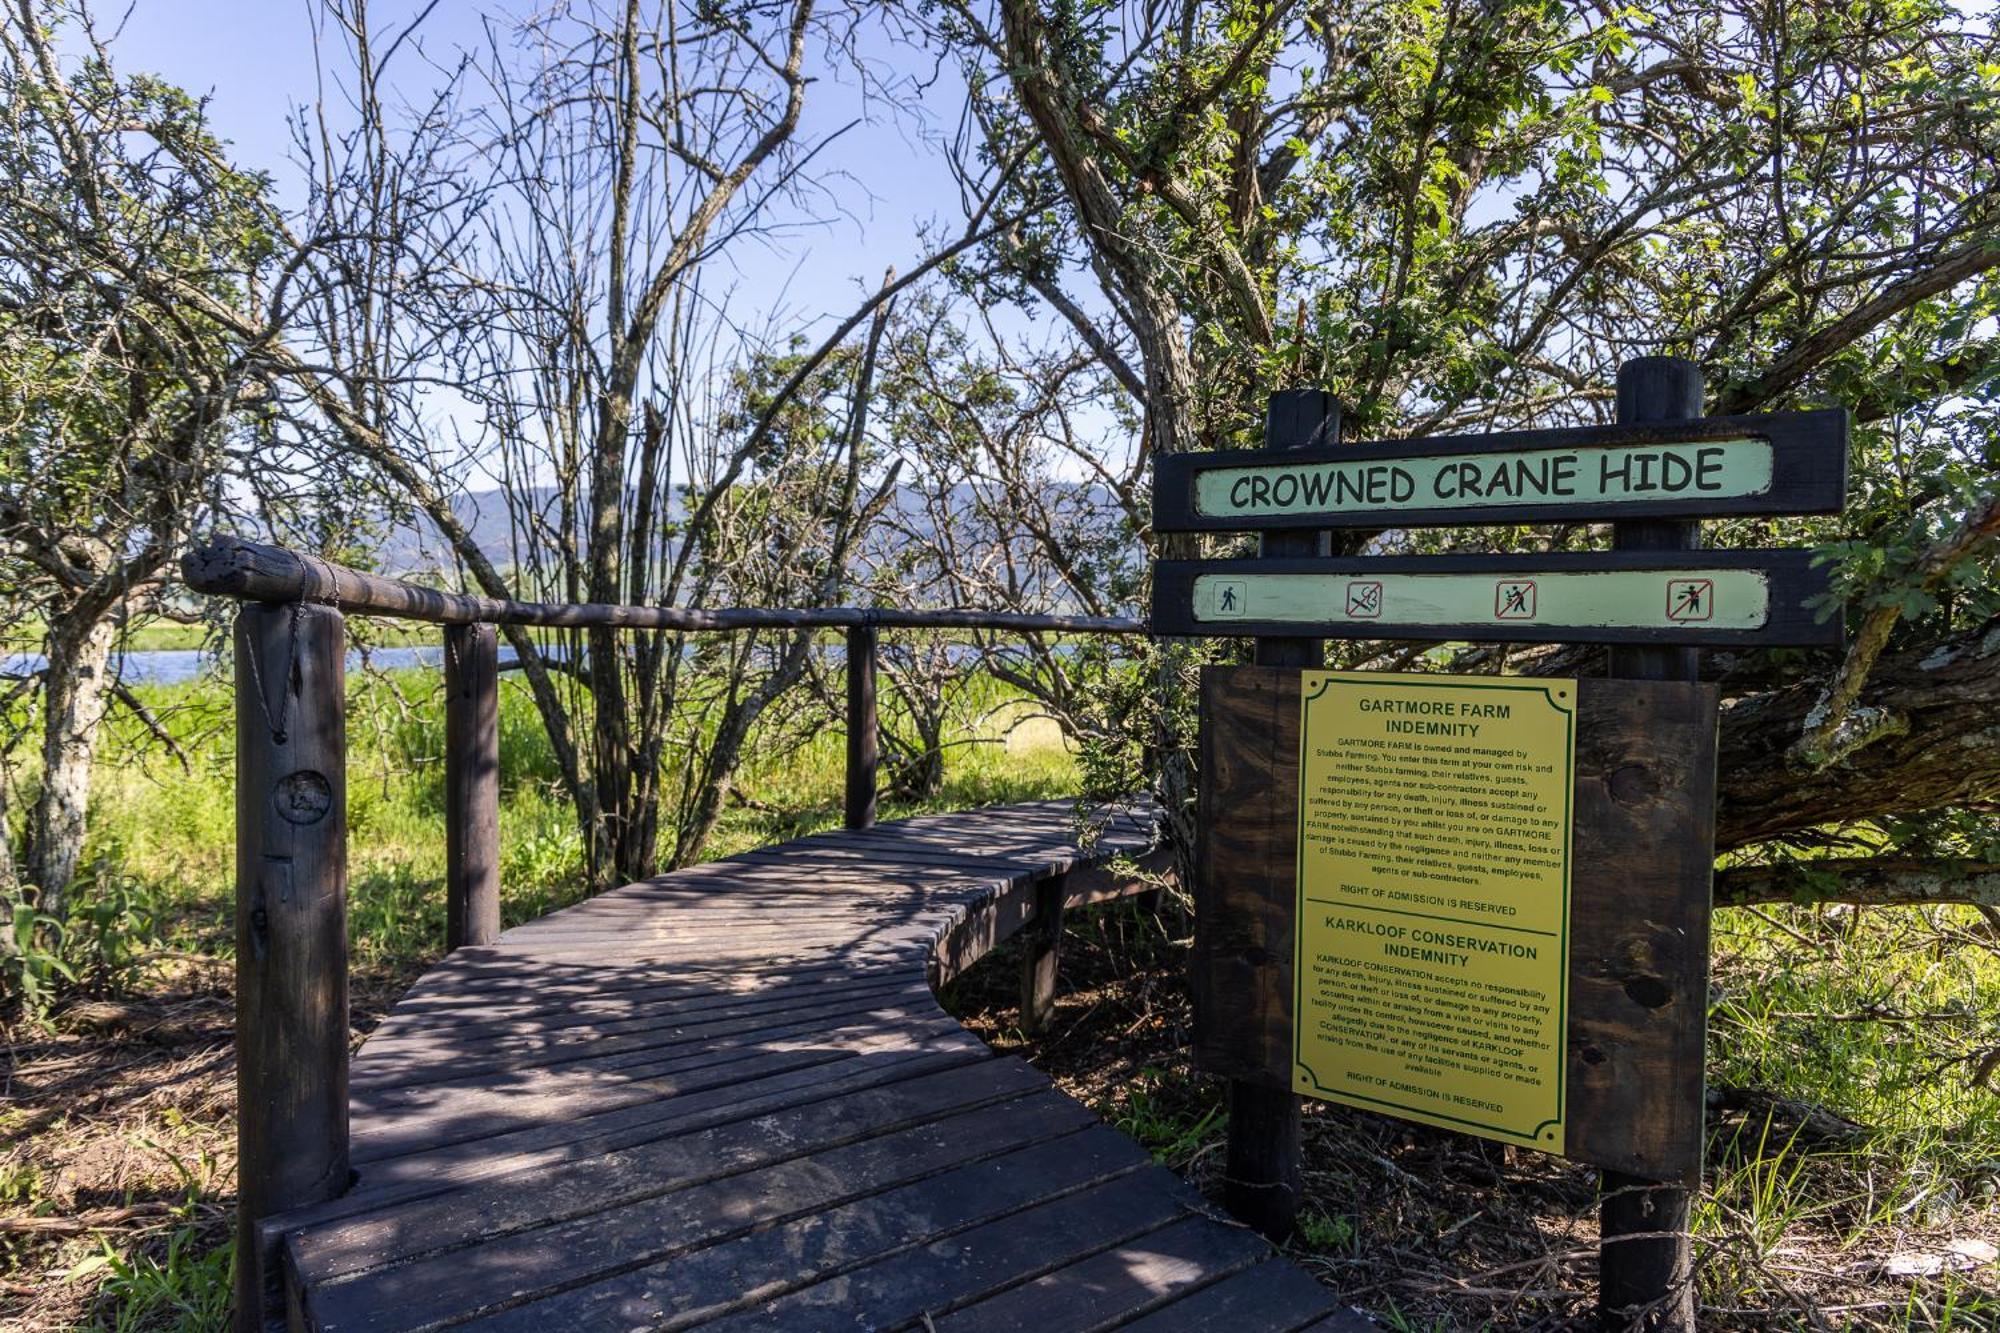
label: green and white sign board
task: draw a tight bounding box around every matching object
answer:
[1196,438,1769,522]
[1152,551,1838,647]
[1152,409,1848,532]
[1197,567,1765,631]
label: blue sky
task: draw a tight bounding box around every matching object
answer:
[104,0,972,339]
[86,1,1133,498]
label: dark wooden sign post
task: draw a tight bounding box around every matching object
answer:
[1159,359,1847,1332]
[1225,388,1339,1238]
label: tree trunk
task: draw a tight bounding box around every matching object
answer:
[1717,618,2000,850]
[27,610,118,915]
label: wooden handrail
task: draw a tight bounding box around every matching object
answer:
[204,523,1150,1329]
[182,535,1147,635]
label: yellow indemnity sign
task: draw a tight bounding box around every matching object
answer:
[1293,670,1575,1152]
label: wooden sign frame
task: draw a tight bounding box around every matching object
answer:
[1191,665,1717,1184]
[1153,409,1848,532]
[1152,548,1838,647]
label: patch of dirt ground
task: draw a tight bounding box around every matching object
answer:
[941,900,2000,1332]
[1,958,418,1332]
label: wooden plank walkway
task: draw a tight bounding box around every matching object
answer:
[265,799,1373,1331]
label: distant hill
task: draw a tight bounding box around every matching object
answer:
[374,487,558,574]
[372,481,1135,582]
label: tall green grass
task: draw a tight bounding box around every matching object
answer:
[1697,902,2000,1320]
[56,657,1082,992]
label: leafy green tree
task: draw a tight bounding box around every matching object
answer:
[0,0,273,915]
[920,0,2000,905]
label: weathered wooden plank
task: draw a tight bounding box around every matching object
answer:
[846,623,880,829]
[286,1058,1053,1284]
[1020,873,1064,1034]
[1193,667,1302,1086]
[1208,389,1329,1249]
[494,938,940,972]
[1297,1310,1387,1331]
[496,900,974,933]
[268,1044,993,1233]
[358,966,911,1049]
[1117,1259,1346,1331]
[448,1128,1160,1332]
[359,961,913,1034]
[930,878,1040,987]
[692,1160,1196,1332]
[518,874,972,903]
[350,979,932,1092]
[1568,678,1716,1182]
[302,1100,1103,1332]
[1154,549,1839,647]
[1153,407,1848,532]
[816,809,1114,844]
[344,1035,986,1187]
[349,1012,973,1163]
[1597,357,1709,1333]
[836,827,1132,863]
[931,1215,1273,1330]
[493,911,967,949]
[1063,843,1176,908]
[186,534,1146,635]
[492,918,951,944]
[732,841,1040,874]
[271,793,1330,1332]
[381,954,871,1018]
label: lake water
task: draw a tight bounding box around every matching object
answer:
[2,646,462,687]
[2,635,1077,689]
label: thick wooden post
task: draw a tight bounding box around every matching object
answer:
[1221,388,1339,1242]
[234,602,348,1331]
[445,623,501,950]
[845,625,879,830]
[1019,872,1066,1033]
[1600,357,1704,1332]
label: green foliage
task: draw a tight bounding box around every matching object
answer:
[3,874,168,1018]
[1298,1209,1358,1253]
[4,902,74,1013]
[1112,1065,1225,1167]
[1699,900,2000,1314]
[0,0,273,528]
[71,1225,231,1333]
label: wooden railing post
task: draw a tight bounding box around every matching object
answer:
[845,624,879,830]
[1599,357,1705,1333]
[445,623,501,950]
[1222,387,1339,1243]
[234,602,348,1331]
[1019,872,1066,1033]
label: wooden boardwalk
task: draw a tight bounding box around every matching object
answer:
[262,799,1371,1331]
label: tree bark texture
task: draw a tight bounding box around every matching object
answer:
[1716,619,2000,850]
[26,611,118,910]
